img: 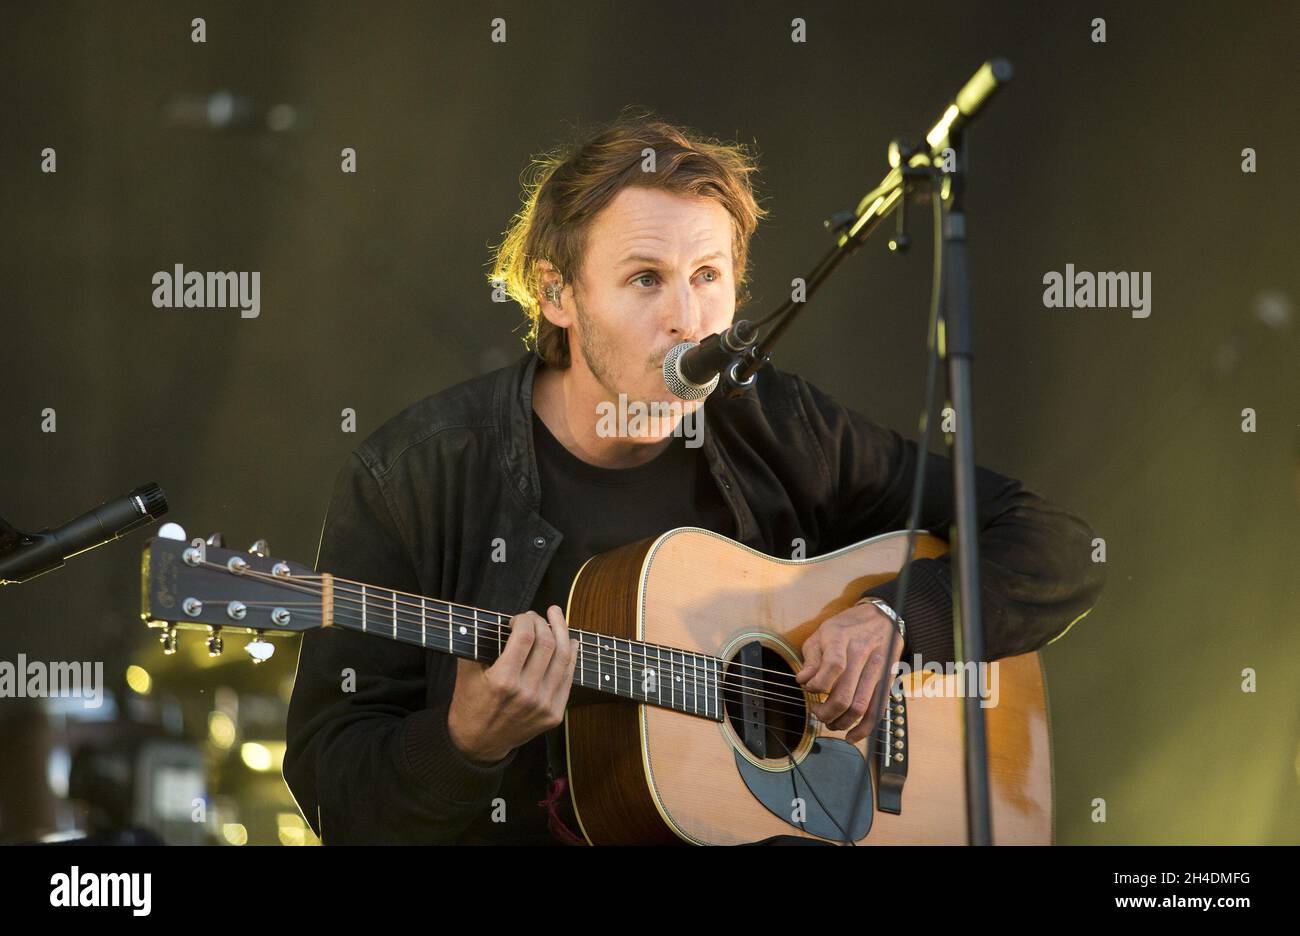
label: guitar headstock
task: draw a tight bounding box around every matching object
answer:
[141,523,321,662]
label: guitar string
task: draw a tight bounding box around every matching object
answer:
[322,599,899,750]
[325,572,824,687]
[218,597,903,752]
[179,560,905,740]
[213,566,889,712]
[222,588,817,712]
[190,560,833,699]
[193,559,881,694]
[193,585,830,723]
[229,595,877,736]
[216,577,885,719]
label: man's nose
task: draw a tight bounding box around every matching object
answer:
[664,280,704,341]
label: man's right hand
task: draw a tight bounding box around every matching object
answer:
[446,604,579,766]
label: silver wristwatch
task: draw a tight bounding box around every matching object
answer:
[856,596,906,643]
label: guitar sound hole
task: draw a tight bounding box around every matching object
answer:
[722,642,808,762]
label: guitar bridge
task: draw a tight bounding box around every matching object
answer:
[876,690,908,814]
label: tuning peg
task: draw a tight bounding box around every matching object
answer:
[248,539,269,558]
[159,625,178,655]
[158,523,187,542]
[206,532,225,548]
[207,627,224,657]
[245,633,275,663]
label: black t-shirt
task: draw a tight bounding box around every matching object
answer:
[457,410,734,844]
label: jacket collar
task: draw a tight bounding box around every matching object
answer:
[494,350,758,544]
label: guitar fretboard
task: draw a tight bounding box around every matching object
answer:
[329,579,725,721]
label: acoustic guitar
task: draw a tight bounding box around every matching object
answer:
[140,524,1051,845]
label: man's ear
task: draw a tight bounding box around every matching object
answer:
[537,261,573,328]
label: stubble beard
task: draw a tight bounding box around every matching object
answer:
[572,293,690,441]
[574,291,664,402]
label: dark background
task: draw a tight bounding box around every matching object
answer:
[2,0,1297,844]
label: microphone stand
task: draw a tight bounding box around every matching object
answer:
[711,59,1013,845]
[937,128,994,845]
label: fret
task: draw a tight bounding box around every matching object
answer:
[605,636,616,692]
[612,638,625,698]
[616,637,626,696]
[718,658,725,721]
[699,652,707,718]
[611,637,621,696]
[696,650,707,717]
[704,654,713,719]
[708,657,719,721]
[327,580,739,719]
[695,651,704,717]
[605,637,617,696]
[452,604,462,653]
[700,652,709,716]
[624,639,637,699]
[700,653,710,717]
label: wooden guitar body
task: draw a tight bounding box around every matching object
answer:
[564,527,1053,845]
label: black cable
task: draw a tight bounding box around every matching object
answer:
[765,719,855,845]
[839,172,948,841]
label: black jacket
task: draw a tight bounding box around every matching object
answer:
[284,350,1105,843]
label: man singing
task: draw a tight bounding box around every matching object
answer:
[284,111,1105,844]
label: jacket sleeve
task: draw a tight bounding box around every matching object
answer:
[793,375,1105,664]
[283,449,516,843]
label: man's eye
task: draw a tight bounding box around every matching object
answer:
[631,269,718,288]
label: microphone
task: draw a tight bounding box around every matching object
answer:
[662,320,757,401]
[0,483,169,585]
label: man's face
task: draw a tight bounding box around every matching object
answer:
[556,186,737,422]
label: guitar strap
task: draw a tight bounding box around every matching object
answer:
[542,725,585,845]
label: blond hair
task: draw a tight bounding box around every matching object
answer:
[487,108,768,367]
